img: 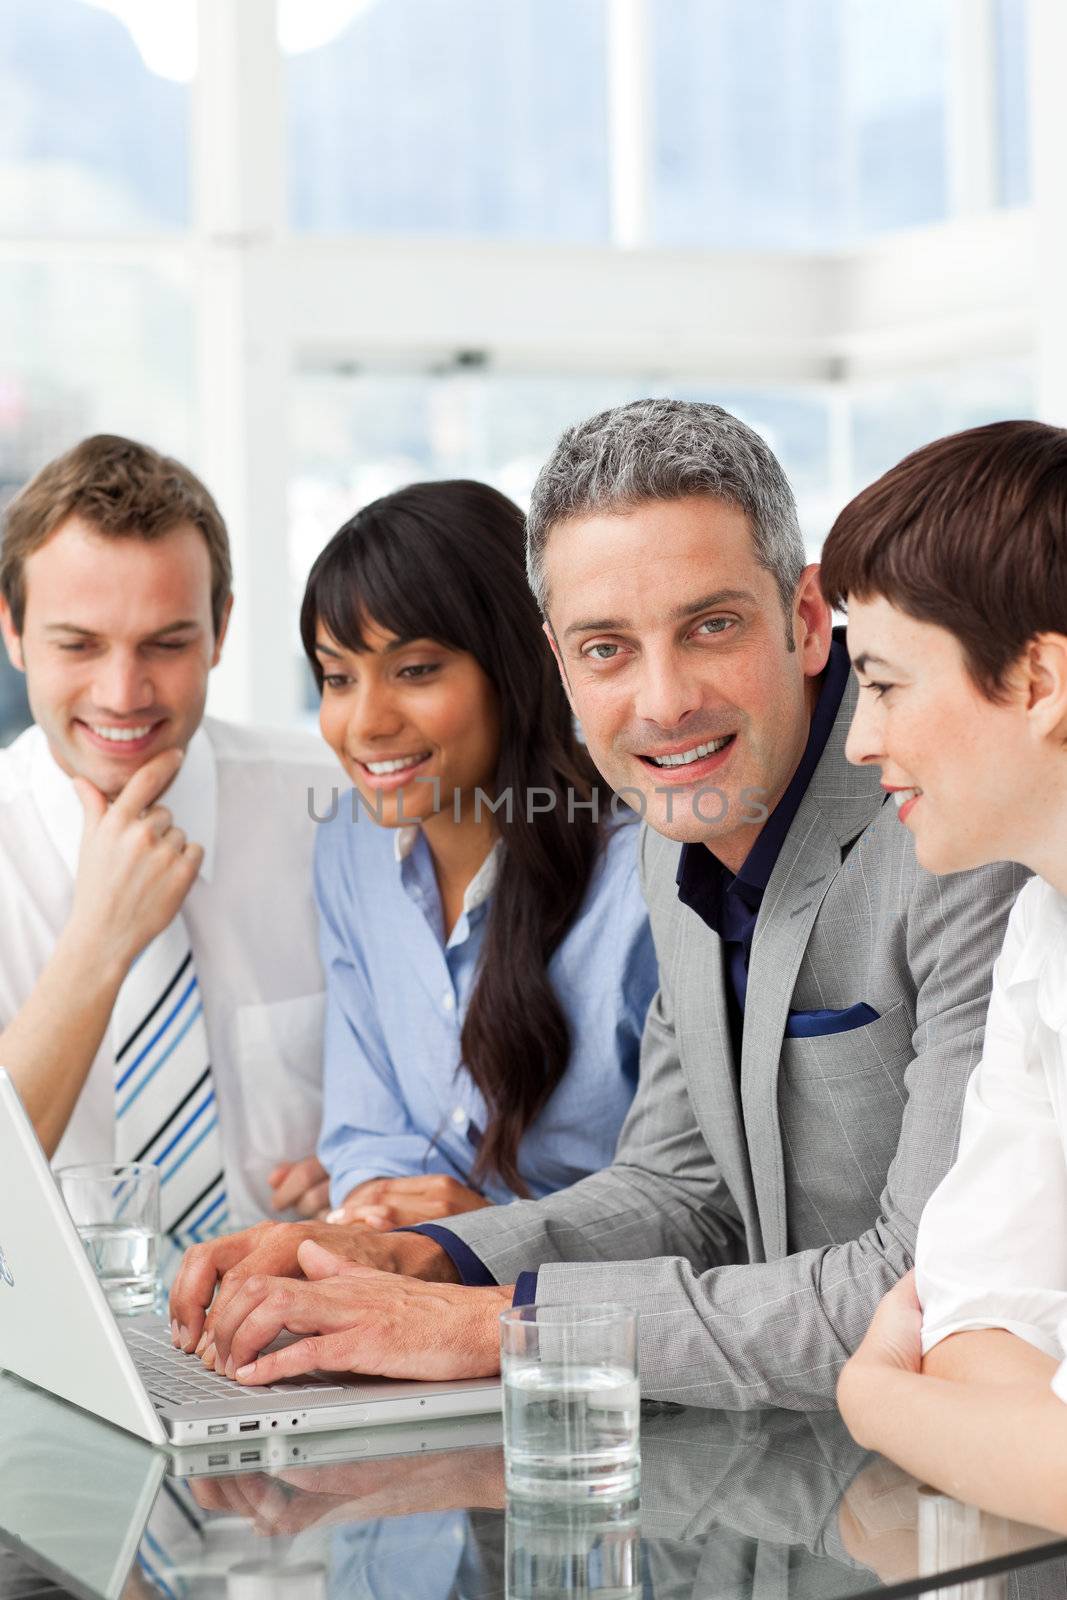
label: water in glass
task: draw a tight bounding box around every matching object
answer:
[78,1223,158,1314]
[504,1362,640,1498]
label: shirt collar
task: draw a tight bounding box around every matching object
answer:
[676,629,852,908]
[394,826,501,916]
[29,723,217,883]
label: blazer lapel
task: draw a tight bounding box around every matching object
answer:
[739,675,886,1259]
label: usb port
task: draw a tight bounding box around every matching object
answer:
[207,1424,227,1436]
[208,1453,229,1467]
[238,1421,260,1433]
[239,1450,261,1464]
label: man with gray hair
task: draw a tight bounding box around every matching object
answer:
[171,399,1021,1409]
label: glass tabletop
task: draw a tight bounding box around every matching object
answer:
[0,1373,1063,1600]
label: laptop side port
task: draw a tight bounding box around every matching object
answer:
[207,1424,227,1436]
[239,1450,262,1463]
[238,1420,261,1432]
[208,1453,229,1467]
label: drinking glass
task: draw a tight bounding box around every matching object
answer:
[501,1304,639,1500]
[57,1161,160,1314]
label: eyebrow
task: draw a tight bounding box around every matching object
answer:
[45,621,201,640]
[562,588,757,642]
[851,653,897,675]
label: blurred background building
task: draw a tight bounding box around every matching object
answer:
[0,0,1054,737]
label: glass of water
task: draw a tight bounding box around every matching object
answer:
[57,1162,160,1315]
[501,1303,640,1500]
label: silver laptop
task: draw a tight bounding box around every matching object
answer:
[0,1069,501,1446]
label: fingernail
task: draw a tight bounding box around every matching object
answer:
[224,1357,235,1380]
[179,1324,192,1351]
[202,1344,216,1369]
[170,1319,179,1345]
[325,1209,345,1224]
[194,1330,207,1355]
[236,1363,255,1380]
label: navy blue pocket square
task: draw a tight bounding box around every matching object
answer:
[785,1002,881,1039]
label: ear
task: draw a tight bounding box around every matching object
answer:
[543,618,575,710]
[794,564,833,677]
[1021,633,1067,742]
[0,596,25,673]
[210,593,234,668]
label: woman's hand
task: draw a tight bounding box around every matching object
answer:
[837,1271,923,1448]
[326,1173,493,1230]
[268,1156,332,1218]
[848,1270,924,1377]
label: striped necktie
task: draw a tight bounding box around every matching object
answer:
[112,917,228,1245]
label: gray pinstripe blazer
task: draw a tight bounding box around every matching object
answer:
[444,675,1026,1409]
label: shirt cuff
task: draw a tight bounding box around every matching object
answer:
[403,1224,498,1287]
[513,1270,538,1306]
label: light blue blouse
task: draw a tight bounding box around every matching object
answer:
[314,803,658,1207]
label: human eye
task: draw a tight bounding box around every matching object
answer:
[322,672,352,690]
[57,641,91,654]
[151,640,190,653]
[397,661,440,681]
[692,616,736,638]
[581,642,621,662]
[861,680,895,700]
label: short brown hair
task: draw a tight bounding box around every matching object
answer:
[0,434,232,635]
[820,420,1067,699]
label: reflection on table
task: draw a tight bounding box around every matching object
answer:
[0,1374,1064,1600]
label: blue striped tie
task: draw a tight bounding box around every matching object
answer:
[113,919,228,1246]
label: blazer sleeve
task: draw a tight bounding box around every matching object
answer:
[441,851,1026,1409]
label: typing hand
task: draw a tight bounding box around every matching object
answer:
[68,749,203,972]
[169,1220,457,1353]
[327,1174,493,1231]
[211,1239,508,1382]
[268,1156,331,1218]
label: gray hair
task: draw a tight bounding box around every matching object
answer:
[527,398,806,622]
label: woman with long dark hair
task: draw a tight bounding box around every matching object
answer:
[299,479,656,1229]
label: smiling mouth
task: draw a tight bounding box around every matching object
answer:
[638,734,735,770]
[890,787,923,810]
[359,751,432,777]
[77,719,164,747]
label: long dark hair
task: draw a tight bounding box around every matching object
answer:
[300,479,610,1196]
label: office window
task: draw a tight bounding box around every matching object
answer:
[995,0,1030,206]
[848,358,1036,490]
[651,0,949,249]
[0,0,191,234]
[290,368,833,592]
[286,0,610,241]
[0,262,195,482]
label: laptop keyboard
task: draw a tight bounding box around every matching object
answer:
[125,1323,347,1404]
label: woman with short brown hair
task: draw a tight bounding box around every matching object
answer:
[822,420,1067,1531]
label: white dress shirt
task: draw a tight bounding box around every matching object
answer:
[0,718,340,1225]
[915,873,1067,1397]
